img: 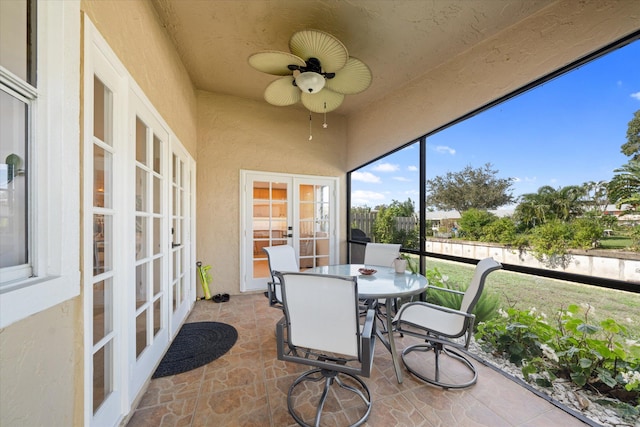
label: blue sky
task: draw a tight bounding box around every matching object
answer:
[351,39,640,209]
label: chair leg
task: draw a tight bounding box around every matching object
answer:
[287,368,372,427]
[401,342,478,389]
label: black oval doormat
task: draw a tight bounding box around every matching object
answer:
[152,321,238,378]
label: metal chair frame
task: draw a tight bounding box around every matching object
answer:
[393,258,502,389]
[275,271,376,427]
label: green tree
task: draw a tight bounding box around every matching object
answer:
[425,163,514,214]
[458,208,496,240]
[372,199,418,247]
[482,216,518,245]
[608,160,640,211]
[514,185,585,230]
[528,219,573,268]
[571,218,604,250]
[621,109,640,161]
[580,180,609,216]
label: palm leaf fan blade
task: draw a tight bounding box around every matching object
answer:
[248,51,306,76]
[301,89,344,113]
[264,77,301,106]
[289,29,348,72]
[325,57,372,95]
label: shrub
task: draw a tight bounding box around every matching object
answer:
[482,217,518,244]
[459,208,497,240]
[630,225,640,252]
[475,303,640,420]
[571,218,604,249]
[528,219,573,267]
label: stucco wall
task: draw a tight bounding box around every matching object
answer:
[0,300,81,426]
[81,0,198,156]
[196,91,348,295]
[425,239,640,283]
[346,0,640,170]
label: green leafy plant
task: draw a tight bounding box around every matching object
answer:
[399,253,419,274]
[475,303,640,420]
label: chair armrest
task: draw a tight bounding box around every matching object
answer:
[360,307,376,376]
[395,301,475,321]
[361,307,376,340]
[427,285,465,296]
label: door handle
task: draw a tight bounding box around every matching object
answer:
[172,242,182,248]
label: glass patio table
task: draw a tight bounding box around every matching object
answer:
[306,263,429,383]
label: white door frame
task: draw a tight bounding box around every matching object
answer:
[239,170,339,293]
[83,19,195,427]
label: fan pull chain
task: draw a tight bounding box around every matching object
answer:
[323,102,328,129]
[308,111,313,141]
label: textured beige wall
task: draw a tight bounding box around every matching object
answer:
[0,4,198,427]
[346,0,640,170]
[0,300,81,426]
[82,0,198,156]
[196,91,347,295]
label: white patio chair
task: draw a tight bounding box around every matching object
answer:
[263,245,298,307]
[363,242,402,320]
[363,242,401,267]
[275,271,376,427]
[393,257,502,388]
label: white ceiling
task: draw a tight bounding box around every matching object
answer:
[150,0,554,115]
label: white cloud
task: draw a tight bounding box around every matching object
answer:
[373,163,399,172]
[631,91,640,101]
[513,176,537,183]
[351,171,381,183]
[407,165,418,172]
[351,190,386,206]
[434,145,456,155]
[392,176,411,182]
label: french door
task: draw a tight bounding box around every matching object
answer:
[240,170,338,292]
[169,145,193,337]
[128,92,171,398]
[84,20,194,427]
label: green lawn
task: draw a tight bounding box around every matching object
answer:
[423,258,640,338]
[599,235,633,250]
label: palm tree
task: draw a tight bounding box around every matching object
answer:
[608,160,640,212]
[515,185,585,230]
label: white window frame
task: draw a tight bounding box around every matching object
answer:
[0,0,80,328]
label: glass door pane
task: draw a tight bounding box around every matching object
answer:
[299,184,331,268]
[91,76,115,415]
[252,180,290,280]
[134,117,166,358]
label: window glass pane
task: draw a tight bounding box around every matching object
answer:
[0,89,28,268]
[93,278,112,345]
[135,117,147,164]
[135,311,147,358]
[350,141,420,250]
[135,216,147,260]
[93,215,111,275]
[153,298,161,336]
[93,341,113,414]
[0,0,35,84]
[136,264,148,310]
[153,134,161,173]
[272,183,287,200]
[136,167,147,212]
[153,257,162,295]
[93,77,112,145]
[153,217,162,255]
[93,145,112,208]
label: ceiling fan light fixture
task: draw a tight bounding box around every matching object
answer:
[295,71,325,93]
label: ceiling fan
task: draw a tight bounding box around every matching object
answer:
[248,29,372,114]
